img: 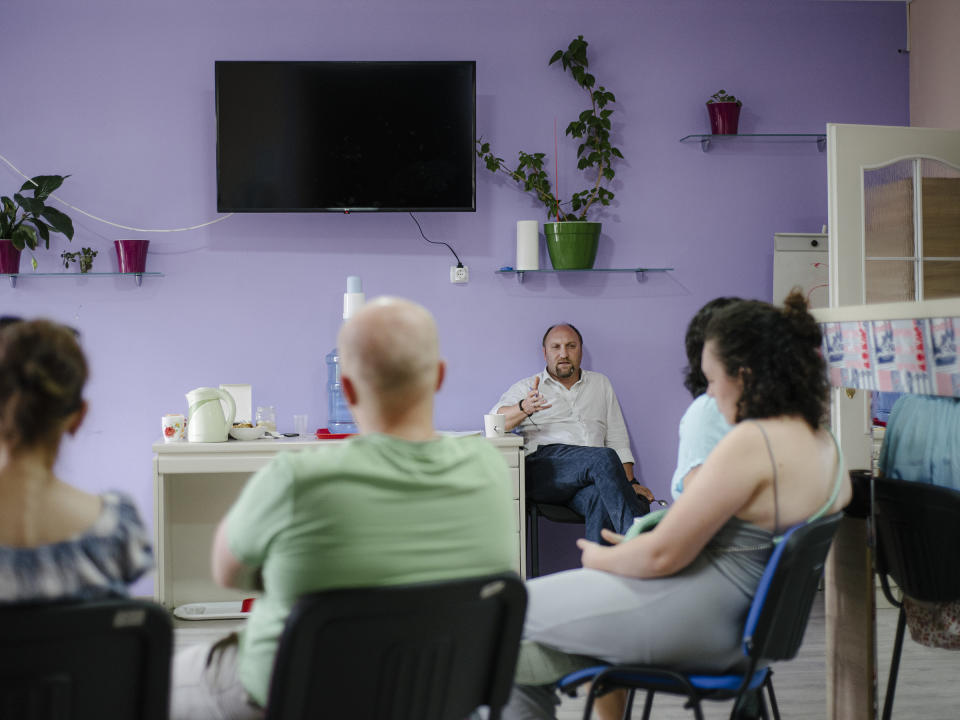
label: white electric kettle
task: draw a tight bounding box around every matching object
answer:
[185,387,236,442]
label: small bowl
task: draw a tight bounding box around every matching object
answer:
[229,425,266,441]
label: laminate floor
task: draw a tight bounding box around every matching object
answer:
[174,592,960,719]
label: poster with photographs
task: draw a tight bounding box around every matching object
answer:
[929,317,960,397]
[869,318,935,395]
[822,320,875,390]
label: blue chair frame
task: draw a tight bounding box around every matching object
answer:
[556,512,843,720]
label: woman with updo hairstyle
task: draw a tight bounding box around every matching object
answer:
[702,290,831,431]
[502,290,852,720]
[0,318,152,603]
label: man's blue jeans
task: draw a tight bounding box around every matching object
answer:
[525,444,649,543]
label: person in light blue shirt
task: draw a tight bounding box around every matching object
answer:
[670,298,740,500]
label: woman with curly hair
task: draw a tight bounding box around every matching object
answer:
[502,291,852,720]
[0,318,152,603]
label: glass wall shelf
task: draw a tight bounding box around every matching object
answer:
[496,267,672,284]
[679,133,826,152]
[1,271,163,288]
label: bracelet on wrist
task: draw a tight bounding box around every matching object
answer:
[519,399,532,417]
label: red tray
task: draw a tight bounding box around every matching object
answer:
[315,428,356,440]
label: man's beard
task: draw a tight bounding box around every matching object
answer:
[553,362,576,378]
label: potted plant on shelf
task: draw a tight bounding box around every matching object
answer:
[706,89,742,135]
[0,174,75,273]
[476,35,623,270]
[61,247,98,273]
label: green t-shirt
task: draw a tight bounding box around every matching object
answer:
[227,433,517,706]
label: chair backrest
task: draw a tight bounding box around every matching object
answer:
[0,598,172,720]
[874,476,960,603]
[742,512,843,665]
[264,572,527,720]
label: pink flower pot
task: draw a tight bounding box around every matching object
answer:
[0,240,22,274]
[707,102,741,135]
[114,239,149,273]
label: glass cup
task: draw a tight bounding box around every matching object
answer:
[256,405,277,433]
[293,413,310,438]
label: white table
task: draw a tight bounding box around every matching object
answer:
[152,434,526,609]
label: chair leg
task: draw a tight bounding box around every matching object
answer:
[622,689,636,720]
[528,506,540,578]
[764,674,780,720]
[640,691,654,720]
[729,689,762,720]
[690,699,705,720]
[582,687,597,720]
[881,606,907,720]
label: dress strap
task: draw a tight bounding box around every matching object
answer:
[806,429,845,522]
[749,420,780,535]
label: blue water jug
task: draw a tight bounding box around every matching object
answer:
[325,347,357,433]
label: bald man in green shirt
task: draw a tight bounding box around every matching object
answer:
[171,297,517,719]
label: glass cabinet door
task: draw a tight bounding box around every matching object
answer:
[863,158,960,303]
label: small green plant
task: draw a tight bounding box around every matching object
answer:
[61,247,97,273]
[707,89,742,106]
[476,35,623,222]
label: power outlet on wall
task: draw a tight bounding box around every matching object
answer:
[450,265,469,284]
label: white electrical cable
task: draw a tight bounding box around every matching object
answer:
[0,151,233,233]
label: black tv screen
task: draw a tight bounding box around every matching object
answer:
[215,61,476,213]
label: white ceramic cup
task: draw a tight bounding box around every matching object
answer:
[293,413,310,438]
[483,413,506,438]
[162,413,186,443]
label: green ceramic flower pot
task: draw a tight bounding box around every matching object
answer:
[544,222,601,270]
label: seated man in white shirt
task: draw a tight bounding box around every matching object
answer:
[492,323,652,543]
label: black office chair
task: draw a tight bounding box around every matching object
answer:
[872,477,960,720]
[0,598,172,720]
[263,572,527,720]
[555,512,843,720]
[527,496,663,578]
[527,501,586,577]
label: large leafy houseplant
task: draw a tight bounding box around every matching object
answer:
[0,175,75,268]
[476,35,623,222]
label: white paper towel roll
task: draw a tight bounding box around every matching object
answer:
[516,220,539,271]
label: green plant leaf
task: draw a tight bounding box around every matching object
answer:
[21,174,67,200]
[549,50,563,65]
[41,206,73,238]
[33,220,51,248]
[12,224,37,251]
[14,194,43,216]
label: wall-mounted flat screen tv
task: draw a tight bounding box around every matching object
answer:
[215,60,476,213]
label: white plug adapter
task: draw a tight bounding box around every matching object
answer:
[450,265,469,284]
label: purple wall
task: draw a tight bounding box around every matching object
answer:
[1,0,907,592]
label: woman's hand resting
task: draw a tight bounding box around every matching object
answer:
[577,528,625,571]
